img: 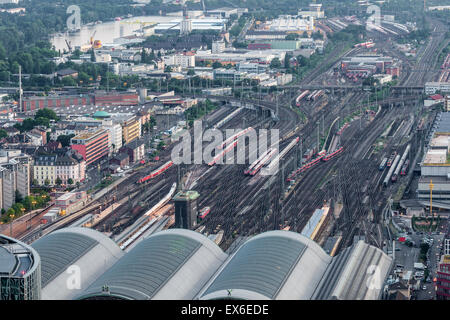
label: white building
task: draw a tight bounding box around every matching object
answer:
[267,15,315,33]
[212,40,226,54]
[102,120,123,154]
[163,53,196,68]
[425,82,450,95]
[298,3,325,19]
[373,74,393,84]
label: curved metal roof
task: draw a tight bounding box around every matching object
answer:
[31,228,123,288]
[198,231,332,300]
[93,111,110,118]
[313,241,393,300]
[76,229,227,300]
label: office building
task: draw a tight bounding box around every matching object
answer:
[71,129,109,165]
[436,255,450,300]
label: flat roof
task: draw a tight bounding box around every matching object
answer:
[424,149,447,164]
[430,135,449,148]
[72,129,106,141]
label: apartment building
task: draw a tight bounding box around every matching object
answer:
[71,129,110,165]
[0,150,31,210]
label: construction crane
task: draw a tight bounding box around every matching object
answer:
[90,30,102,49]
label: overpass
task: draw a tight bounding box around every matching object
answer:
[279,84,424,94]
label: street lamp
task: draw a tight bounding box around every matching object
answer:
[9,214,15,236]
[29,200,37,230]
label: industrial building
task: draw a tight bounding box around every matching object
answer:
[0,234,41,300]
[21,92,139,112]
[76,229,227,300]
[2,228,393,300]
[425,82,450,95]
[418,113,450,206]
[341,55,398,79]
[196,231,392,300]
[263,15,315,33]
[30,228,123,300]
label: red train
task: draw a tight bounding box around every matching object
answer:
[137,160,173,183]
[336,123,349,136]
[287,151,326,181]
[208,141,238,166]
[198,207,211,221]
[400,159,409,176]
[322,147,344,161]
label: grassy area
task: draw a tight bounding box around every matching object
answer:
[92,176,118,192]
[412,216,441,232]
[394,184,406,202]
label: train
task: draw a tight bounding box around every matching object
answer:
[306,90,324,101]
[379,157,388,171]
[322,147,344,161]
[311,90,324,101]
[197,207,211,221]
[400,159,409,176]
[391,145,410,183]
[386,152,397,167]
[383,154,401,187]
[295,90,310,107]
[261,137,299,176]
[354,41,375,48]
[218,127,253,150]
[137,160,173,183]
[337,123,349,136]
[208,141,238,166]
[287,150,326,181]
[303,147,317,162]
[244,148,277,176]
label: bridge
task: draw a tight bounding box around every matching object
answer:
[279,84,424,94]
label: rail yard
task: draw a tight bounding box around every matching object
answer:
[14,17,448,263]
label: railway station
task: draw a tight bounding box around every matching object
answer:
[2,228,393,300]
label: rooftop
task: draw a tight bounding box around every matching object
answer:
[0,235,40,278]
[72,129,106,141]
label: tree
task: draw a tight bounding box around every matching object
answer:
[67,178,74,185]
[0,129,7,139]
[62,76,77,86]
[35,108,58,121]
[57,134,75,147]
[44,178,50,186]
[7,208,15,217]
[212,61,222,69]
[285,33,299,40]
[55,177,62,186]
[15,190,23,203]
[270,58,282,69]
